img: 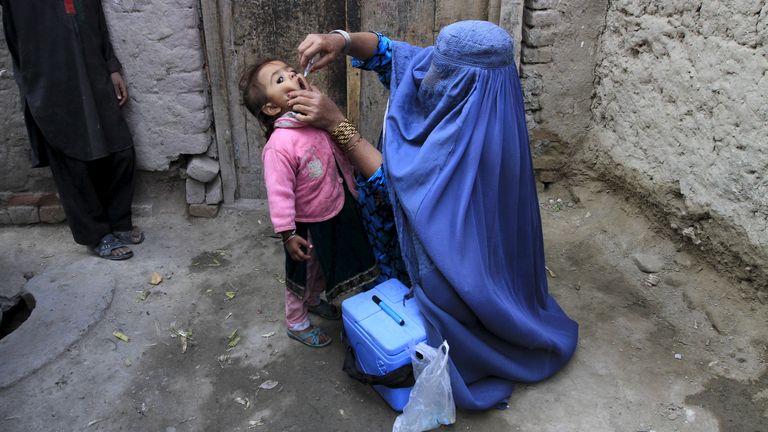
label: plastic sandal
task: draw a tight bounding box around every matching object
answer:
[308,300,341,320]
[93,233,133,261]
[287,326,332,348]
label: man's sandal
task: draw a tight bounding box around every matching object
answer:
[308,300,341,320]
[287,326,332,348]
[113,226,145,244]
[93,233,133,260]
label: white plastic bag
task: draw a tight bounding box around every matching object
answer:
[392,340,455,432]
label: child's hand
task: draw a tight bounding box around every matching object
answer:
[297,33,345,74]
[284,235,312,262]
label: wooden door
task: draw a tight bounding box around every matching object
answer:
[201,0,512,202]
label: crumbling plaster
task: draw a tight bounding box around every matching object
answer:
[586,0,768,286]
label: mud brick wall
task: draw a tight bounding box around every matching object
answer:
[0,10,53,192]
[519,0,609,183]
[587,1,768,288]
[103,0,213,172]
[0,1,218,207]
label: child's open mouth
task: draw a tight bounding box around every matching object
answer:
[298,76,308,90]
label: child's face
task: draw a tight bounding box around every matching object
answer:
[257,60,308,117]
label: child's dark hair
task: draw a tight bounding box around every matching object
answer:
[240,58,280,140]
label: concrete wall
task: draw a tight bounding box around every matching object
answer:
[586,0,768,287]
[0,1,213,192]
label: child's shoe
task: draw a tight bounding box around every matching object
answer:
[287,325,332,348]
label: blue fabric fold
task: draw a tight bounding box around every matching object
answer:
[383,20,579,410]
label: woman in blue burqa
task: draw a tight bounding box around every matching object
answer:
[288,20,578,410]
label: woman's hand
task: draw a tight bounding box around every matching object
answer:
[297,33,346,74]
[284,234,312,262]
[110,72,128,107]
[287,87,346,132]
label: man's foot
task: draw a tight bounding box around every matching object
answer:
[113,226,144,244]
[92,233,133,260]
[287,325,332,348]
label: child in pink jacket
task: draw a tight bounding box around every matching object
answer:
[240,59,379,348]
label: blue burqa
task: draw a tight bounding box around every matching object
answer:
[383,21,579,410]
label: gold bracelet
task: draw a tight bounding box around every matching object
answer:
[330,119,358,147]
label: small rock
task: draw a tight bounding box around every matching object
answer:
[704,306,726,334]
[186,155,220,183]
[757,290,767,305]
[674,353,682,360]
[664,276,685,288]
[673,254,693,269]
[205,175,223,205]
[632,253,664,273]
[23,271,35,280]
[186,178,205,204]
[682,227,701,245]
[259,380,279,390]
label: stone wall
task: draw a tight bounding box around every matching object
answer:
[586,0,768,288]
[0,1,220,214]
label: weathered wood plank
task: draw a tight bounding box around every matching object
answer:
[346,58,362,127]
[488,0,502,24]
[435,0,489,33]
[499,0,525,69]
[346,0,362,126]
[199,0,237,203]
[357,0,436,146]
[499,0,525,67]
[228,1,347,198]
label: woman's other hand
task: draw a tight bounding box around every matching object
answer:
[288,87,346,132]
[298,33,346,74]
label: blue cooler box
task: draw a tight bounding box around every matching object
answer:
[342,279,427,411]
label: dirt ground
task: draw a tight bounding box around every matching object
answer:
[0,177,766,432]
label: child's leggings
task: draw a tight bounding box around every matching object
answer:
[285,252,325,331]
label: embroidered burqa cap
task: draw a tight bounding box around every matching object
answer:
[383,20,579,410]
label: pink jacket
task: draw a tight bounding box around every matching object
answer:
[262,126,357,233]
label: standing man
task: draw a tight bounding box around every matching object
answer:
[1,0,143,259]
